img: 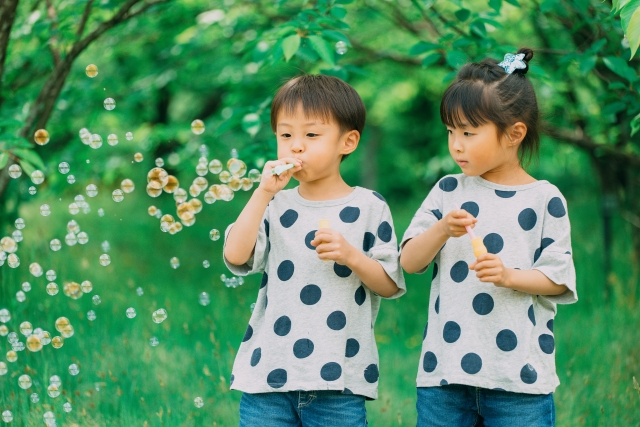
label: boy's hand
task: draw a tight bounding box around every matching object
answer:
[438,209,477,238]
[311,229,355,265]
[469,254,511,288]
[258,157,303,196]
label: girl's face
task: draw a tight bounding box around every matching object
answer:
[446,120,521,177]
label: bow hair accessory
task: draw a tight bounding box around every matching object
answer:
[498,53,527,74]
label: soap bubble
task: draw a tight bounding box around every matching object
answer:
[65,233,77,246]
[229,177,242,191]
[199,292,210,306]
[47,384,60,398]
[335,40,348,55]
[63,402,72,412]
[69,363,79,375]
[14,218,25,229]
[50,375,62,388]
[34,128,50,145]
[121,178,135,193]
[0,326,6,337]
[43,411,54,424]
[26,335,42,352]
[46,270,56,281]
[191,119,205,135]
[6,350,17,362]
[152,308,168,324]
[209,229,220,241]
[170,257,180,269]
[81,280,93,292]
[147,168,168,189]
[28,186,36,195]
[126,308,136,318]
[104,97,116,110]
[204,191,216,204]
[68,203,80,215]
[134,153,143,162]
[31,170,45,184]
[79,128,92,144]
[58,162,70,174]
[155,158,164,167]
[99,254,110,266]
[194,396,204,408]
[107,134,118,146]
[67,174,76,184]
[0,362,6,374]
[112,189,124,202]
[78,231,89,244]
[30,393,39,403]
[12,230,22,242]
[248,169,261,182]
[51,336,64,348]
[8,164,21,178]
[1,237,17,253]
[203,260,210,268]
[29,263,43,277]
[149,337,159,347]
[126,132,133,141]
[90,134,103,149]
[8,254,20,268]
[164,175,179,193]
[148,206,158,216]
[86,184,98,197]
[85,64,98,77]
[46,283,58,295]
[196,162,208,177]
[136,287,144,296]
[227,158,247,177]
[2,410,13,423]
[19,374,33,389]
[208,159,222,174]
[219,170,231,183]
[98,208,105,216]
[173,188,187,203]
[20,321,33,336]
[0,309,9,323]
[92,295,101,305]
[101,241,110,252]
[40,204,51,216]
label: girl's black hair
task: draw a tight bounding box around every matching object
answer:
[440,47,540,166]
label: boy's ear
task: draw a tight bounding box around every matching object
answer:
[508,122,527,146]
[341,130,360,155]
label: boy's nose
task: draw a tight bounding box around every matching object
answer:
[291,139,304,153]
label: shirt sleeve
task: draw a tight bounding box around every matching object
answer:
[531,192,577,304]
[367,202,406,299]
[399,181,444,274]
[223,205,270,276]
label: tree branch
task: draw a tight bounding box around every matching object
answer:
[0,0,20,100]
[350,38,421,66]
[409,0,442,37]
[76,0,95,38]
[45,0,61,66]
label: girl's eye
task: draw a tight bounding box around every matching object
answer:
[307,133,318,137]
[281,133,291,138]
[464,132,473,136]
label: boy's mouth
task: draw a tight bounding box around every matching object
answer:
[456,159,468,167]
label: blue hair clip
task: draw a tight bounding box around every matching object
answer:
[498,53,527,74]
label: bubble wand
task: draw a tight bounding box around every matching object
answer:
[457,206,487,258]
[272,163,295,175]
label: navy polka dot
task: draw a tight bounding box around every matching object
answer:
[260,272,268,289]
[250,348,261,366]
[339,207,360,223]
[423,352,437,372]
[472,293,494,315]
[345,339,360,357]
[377,221,392,243]
[443,321,461,343]
[305,230,317,250]
[518,208,537,231]
[363,232,375,252]
[431,209,443,220]
[461,201,479,218]
[520,364,537,384]
[528,305,536,326]
[267,369,287,388]
[461,353,482,374]
[496,330,518,351]
[548,197,566,218]
[274,316,291,336]
[364,364,379,383]
[327,311,346,330]
[300,284,322,305]
[432,263,439,280]
[538,334,555,354]
[264,219,270,237]
[435,296,440,314]
[334,263,352,278]
[373,191,386,202]
[293,339,314,359]
[546,319,554,332]
[483,233,504,254]
[243,325,253,342]
[265,295,268,309]
[440,379,448,386]
[342,388,353,394]
[533,238,555,263]
[277,260,294,281]
[423,322,428,340]
[450,261,469,283]
[493,388,506,391]
[230,374,235,385]
[354,285,366,306]
[279,209,298,228]
[495,190,516,198]
[439,177,458,192]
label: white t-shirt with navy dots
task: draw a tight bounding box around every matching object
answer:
[401,174,577,395]
[224,186,406,399]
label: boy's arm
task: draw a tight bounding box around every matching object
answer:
[345,252,398,297]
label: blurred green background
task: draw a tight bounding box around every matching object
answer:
[1,0,639,426]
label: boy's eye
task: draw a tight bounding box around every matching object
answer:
[464,132,473,136]
[280,133,291,138]
[447,129,453,134]
[307,133,318,137]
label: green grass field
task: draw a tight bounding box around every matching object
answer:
[1,169,639,426]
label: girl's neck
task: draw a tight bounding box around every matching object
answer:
[480,161,536,186]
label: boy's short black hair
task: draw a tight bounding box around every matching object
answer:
[270,75,366,136]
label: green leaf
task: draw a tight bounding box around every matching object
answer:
[12,148,46,170]
[603,56,638,82]
[470,20,487,37]
[621,0,640,28]
[445,50,468,69]
[0,152,8,170]
[330,6,347,19]
[631,112,640,136]
[578,55,597,75]
[308,35,336,66]
[618,0,636,17]
[602,101,627,115]
[488,0,502,13]
[505,0,521,6]
[282,35,301,62]
[321,30,350,44]
[409,41,440,55]
[540,0,555,13]
[0,119,22,129]
[335,0,354,4]
[422,52,442,67]
[454,8,471,21]
[19,159,35,177]
[609,81,628,90]
[241,113,262,138]
[625,5,640,58]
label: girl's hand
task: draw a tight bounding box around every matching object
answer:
[469,254,512,288]
[438,209,477,238]
[311,229,355,265]
[257,157,303,196]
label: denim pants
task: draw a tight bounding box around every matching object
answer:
[416,385,555,427]
[239,390,368,427]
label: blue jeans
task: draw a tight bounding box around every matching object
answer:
[239,390,368,427]
[416,385,555,427]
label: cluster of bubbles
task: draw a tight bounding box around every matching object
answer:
[220,274,244,289]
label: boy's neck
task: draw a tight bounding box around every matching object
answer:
[297,173,354,201]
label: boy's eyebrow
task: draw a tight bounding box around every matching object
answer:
[277,121,325,127]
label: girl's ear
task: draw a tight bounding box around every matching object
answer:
[508,122,528,146]
[341,130,360,155]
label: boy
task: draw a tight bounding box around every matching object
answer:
[223,74,406,426]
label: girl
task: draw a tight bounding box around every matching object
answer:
[400,48,577,427]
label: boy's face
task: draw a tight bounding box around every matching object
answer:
[275,103,359,183]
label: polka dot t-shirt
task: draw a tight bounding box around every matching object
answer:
[401,174,577,395]
[224,186,406,399]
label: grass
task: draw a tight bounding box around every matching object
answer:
[0,169,639,426]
